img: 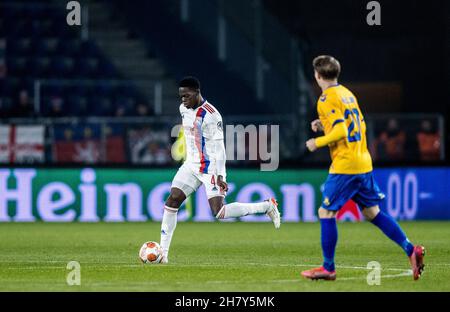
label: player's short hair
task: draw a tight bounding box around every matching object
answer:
[313,55,341,80]
[179,76,201,91]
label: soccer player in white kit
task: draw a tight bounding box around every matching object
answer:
[159,77,281,263]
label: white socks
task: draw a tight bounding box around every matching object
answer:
[160,202,271,258]
[216,201,270,219]
[160,206,178,258]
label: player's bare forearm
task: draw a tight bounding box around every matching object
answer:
[306,138,318,152]
[217,175,228,192]
[311,119,324,133]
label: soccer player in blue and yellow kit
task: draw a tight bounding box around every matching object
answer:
[301,55,425,281]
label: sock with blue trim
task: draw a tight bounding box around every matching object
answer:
[371,210,414,256]
[321,218,338,272]
[160,206,178,259]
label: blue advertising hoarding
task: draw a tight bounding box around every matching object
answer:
[374,168,450,220]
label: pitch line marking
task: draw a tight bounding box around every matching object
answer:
[0,259,443,270]
[0,262,414,285]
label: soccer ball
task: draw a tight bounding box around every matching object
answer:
[139,241,163,264]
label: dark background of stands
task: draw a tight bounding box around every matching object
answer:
[265,0,448,116]
[0,0,448,166]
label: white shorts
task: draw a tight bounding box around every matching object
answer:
[171,163,226,199]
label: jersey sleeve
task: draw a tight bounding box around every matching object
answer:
[318,95,345,127]
[179,104,186,116]
[202,113,224,140]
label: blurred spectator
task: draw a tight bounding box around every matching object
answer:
[48,96,64,117]
[64,128,74,141]
[103,125,126,163]
[73,127,100,163]
[371,118,406,161]
[115,105,126,117]
[140,142,170,164]
[53,128,75,162]
[416,119,441,161]
[136,103,151,116]
[114,97,135,117]
[9,89,35,118]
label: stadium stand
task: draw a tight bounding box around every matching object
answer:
[0,1,146,117]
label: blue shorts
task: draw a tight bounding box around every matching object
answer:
[321,172,385,211]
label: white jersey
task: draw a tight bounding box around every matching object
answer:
[180,101,224,175]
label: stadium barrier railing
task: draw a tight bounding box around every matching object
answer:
[0,114,445,165]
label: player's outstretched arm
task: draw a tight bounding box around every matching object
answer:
[306,122,348,152]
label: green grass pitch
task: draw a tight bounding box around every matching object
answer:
[1,221,449,291]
